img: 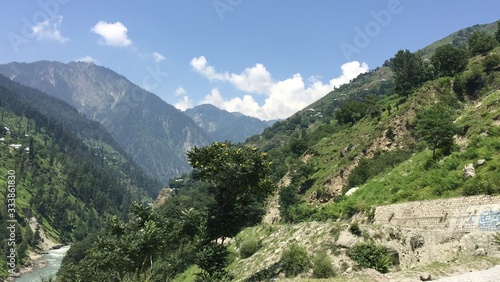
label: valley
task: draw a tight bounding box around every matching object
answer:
[0,17,499,282]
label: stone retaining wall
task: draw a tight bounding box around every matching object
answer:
[374,195,500,232]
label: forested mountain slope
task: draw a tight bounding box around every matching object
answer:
[0,61,211,184]
[245,21,500,223]
[0,77,161,278]
[185,104,272,143]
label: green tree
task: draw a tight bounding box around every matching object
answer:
[187,141,275,241]
[390,49,424,96]
[496,22,500,43]
[187,142,275,279]
[415,103,459,159]
[468,31,498,56]
[431,45,468,77]
[279,185,301,223]
[335,100,368,125]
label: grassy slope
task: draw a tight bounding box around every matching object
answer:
[216,22,500,281]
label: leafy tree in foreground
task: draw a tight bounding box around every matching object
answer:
[415,102,459,159]
[187,141,275,241]
[187,141,275,278]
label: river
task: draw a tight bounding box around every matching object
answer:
[14,246,70,282]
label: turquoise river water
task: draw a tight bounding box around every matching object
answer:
[14,246,70,282]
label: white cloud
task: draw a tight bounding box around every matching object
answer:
[31,16,69,43]
[153,52,166,62]
[191,56,272,94]
[75,56,100,65]
[175,86,187,96]
[174,95,193,111]
[91,21,132,47]
[201,88,260,114]
[191,57,369,120]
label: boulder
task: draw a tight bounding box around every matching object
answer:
[410,235,425,251]
[336,230,360,248]
[463,164,475,179]
[419,273,432,281]
[473,247,487,256]
[477,159,486,166]
[345,187,359,197]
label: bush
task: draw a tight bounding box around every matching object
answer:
[312,251,335,278]
[348,241,390,273]
[239,237,261,259]
[349,223,362,236]
[484,53,500,72]
[281,243,311,277]
[347,150,411,187]
[464,66,485,98]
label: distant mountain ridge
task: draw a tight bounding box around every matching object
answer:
[184,104,274,143]
[0,61,212,184]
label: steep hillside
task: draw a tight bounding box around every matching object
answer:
[0,78,161,278]
[0,75,161,197]
[50,20,500,282]
[245,21,500,223]
[185,104,272,143]
[0,61,211,184]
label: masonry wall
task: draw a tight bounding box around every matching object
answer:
[374,195,500,232]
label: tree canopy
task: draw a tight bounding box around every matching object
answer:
[187,141,275,240]
[431,44,468,77]
[390,49,424,96]
[415,102,459,159]
[468,31,498,56]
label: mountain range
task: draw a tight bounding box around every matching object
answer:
[0,62,272,184]
[184,104,275,143]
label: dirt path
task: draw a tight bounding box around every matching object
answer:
[434,265,500,282]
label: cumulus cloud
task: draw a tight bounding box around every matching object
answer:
[175,86,187,96]
[91,21,132,47]
[174,96,193,111]
[153,52,166,62]
[191,56,272,94]
[191,56,369,120]
[31,16,69,43]
[75,55,100,65]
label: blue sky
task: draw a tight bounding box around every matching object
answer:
[1,1,499,120]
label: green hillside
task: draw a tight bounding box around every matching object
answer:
[0,77,161,278]
[244,21,500,223]
[50,20,500,281]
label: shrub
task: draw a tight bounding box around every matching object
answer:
[347,150,411,187]
[281,243,311,277]
[312,250,335,278]
[349,223,362,236]
[348,241,390,273]
[464,66,485,98]
[484,53,500,72]
[239,237,261,259]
